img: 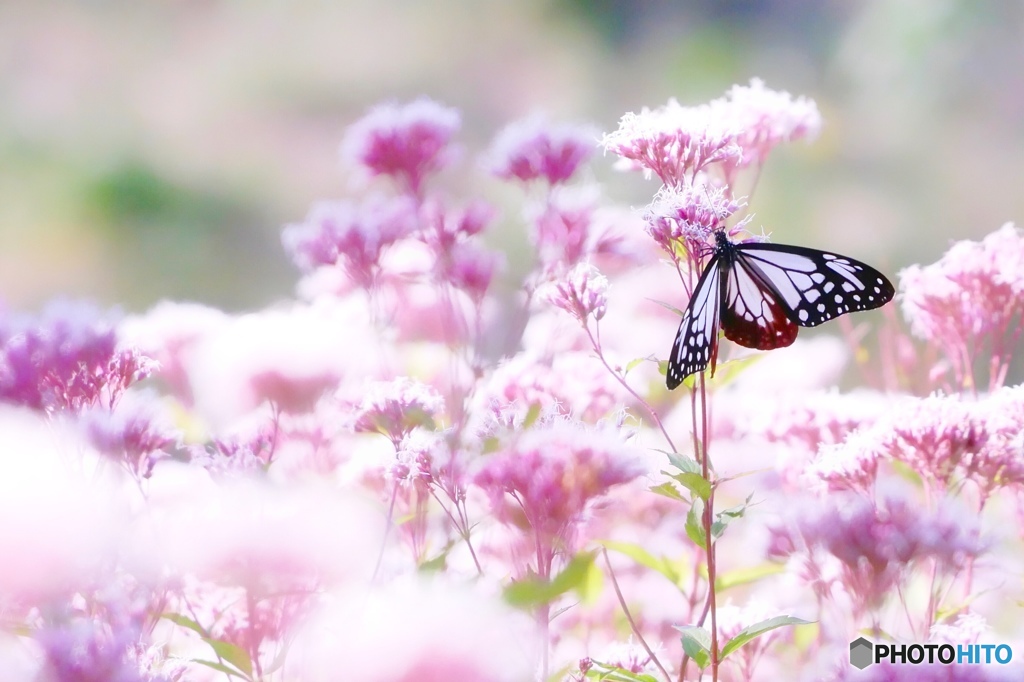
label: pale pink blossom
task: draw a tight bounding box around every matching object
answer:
[473,420,644,571]
[80,391,178,480]
[542,262,609,324]
[0,408,126,604]
[293,582,537,682]
[440,241,503,302]
[644,183,747,256]
[474,350,628,431]
[487,114,597,185]
[341,98,461,195]
[768,492,984,617]
[602,79,819,188]
[0,300,154,414]
[282,194,418,287]
[350,377,445,445]
[900,223,1024,390]
[810,389,1024,497]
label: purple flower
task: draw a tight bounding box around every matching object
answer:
[768,492,985,617]
[350,378,445,446]
[809,389,1024,497]
[35,589,179,682]
[0,301,154,414]
[282,195,418,288]
[341,98,461,195]
[473,421,644,566]
[542,262,609,324]
[189,415,279,476]
[441,241,503,302]
[486,115,597,185]
[80,392,178,479]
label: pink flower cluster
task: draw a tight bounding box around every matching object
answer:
[900,223,1024,390]
[0,300,153,414]
[6,89,1024,682]
[768,493,984,617]
[601,78,821,190]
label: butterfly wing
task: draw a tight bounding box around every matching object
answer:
[667,256,722,389]
[735,243,895,326]
[719,251,800,351]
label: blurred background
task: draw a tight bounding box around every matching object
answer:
[1,0,1021,312]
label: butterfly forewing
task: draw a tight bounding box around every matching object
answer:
[735,243,895,326]
[667,257,721,389]
[720,255,799,350]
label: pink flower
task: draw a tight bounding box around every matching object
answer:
[0,300,154,414]
[439,241,503,302]
[768,492,984,617]
[474,351,628,430]
[350,378,445,445]
[189,414,278,476]
[341,98,461,195]
[644,183,748,258]
[486,115,597,185]
[282,194,418,288]
[530,185,599,270]
[80,392,178,480]
[0,408,126,605]
[419,198,494,254]
[602,99,741,188]
[809,389,1024,497]
[473,421,644,569]
[899,223,1024,390]
[717,78,821,171]
[293,582,537,682]
[542,262,609,324]
[36,596,163,682]
[602,80,820,188]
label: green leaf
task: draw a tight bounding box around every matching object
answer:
[522,402,543,429]
[715,562,785,592]
[191,659,250,679]
[602,540,688,589]
[665,452,701,475]
[504,551,598,607]
[671,471,711,501]
[419,549,449,573]
[586,663,661,682]
[649,480,687,502]
[720,615,813,661]
[162,612,208,638]
[648,298,684,317]
[675,625,711,669]
[685,499,706,550]
[712,493,755,539]
[679,353,762,390]
[623,357,647,377]
[205,639,254,677]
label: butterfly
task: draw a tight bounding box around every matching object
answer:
[666,229,895,389]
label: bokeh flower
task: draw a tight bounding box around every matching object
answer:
[341,98,461,195]
[487,114,597,185]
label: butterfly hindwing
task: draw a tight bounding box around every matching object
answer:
[719,255,799,351]
[734,243,895,327]
[667,256,722,389]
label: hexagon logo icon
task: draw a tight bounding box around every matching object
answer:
[850,637,874,670]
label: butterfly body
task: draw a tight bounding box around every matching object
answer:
[666,230,895,389]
